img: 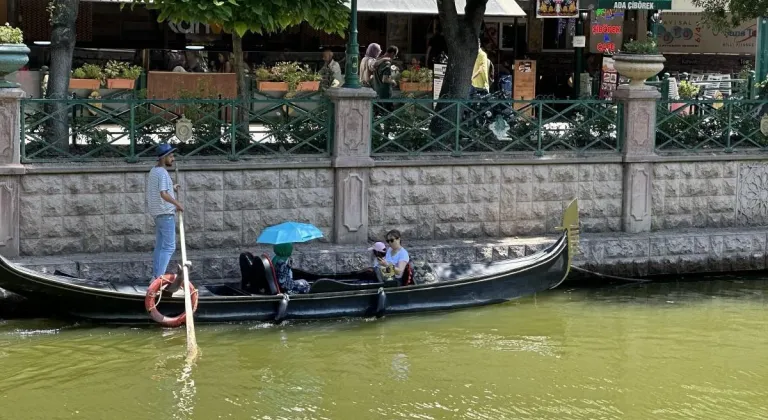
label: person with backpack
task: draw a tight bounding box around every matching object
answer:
[372,46,399,102]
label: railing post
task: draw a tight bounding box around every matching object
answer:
[325,87,377,244]
[660,73,670,100]
[613,84,660,233]
[0,88,25,257]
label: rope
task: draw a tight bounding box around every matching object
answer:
[571,265,651,283]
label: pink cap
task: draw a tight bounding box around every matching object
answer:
[368,242,386,252]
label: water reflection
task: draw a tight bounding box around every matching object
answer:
[0,278,767,419]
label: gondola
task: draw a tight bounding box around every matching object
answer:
[0,200,580,325]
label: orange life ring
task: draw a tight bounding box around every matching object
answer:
[144,274,199,328]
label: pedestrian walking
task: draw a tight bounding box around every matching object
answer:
[146,144,184,281]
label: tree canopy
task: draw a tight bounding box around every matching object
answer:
[128,0,349,37]
[691,0,768,30]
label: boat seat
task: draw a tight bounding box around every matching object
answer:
[258,253,282,295]
[239,252,270,294]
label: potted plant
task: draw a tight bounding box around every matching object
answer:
[69,63,103,90]
[254,62,320,92]
[399,68,433,92]
[104,60,143,89]
[612,35,666,89]
[0,23,30,88]
[671,80,699,115]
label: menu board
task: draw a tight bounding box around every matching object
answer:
[513,60,537,115]
[599,56,619,100]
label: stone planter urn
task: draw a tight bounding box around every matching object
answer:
[612,53,665,89]
[0,44,30,88]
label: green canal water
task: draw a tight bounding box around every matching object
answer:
[1,278,768,420]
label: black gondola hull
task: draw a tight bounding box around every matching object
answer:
[0,199,580,324]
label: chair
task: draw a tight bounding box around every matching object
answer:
[239,252,271,294]
[401,261,415,286]
[259,253,282,295]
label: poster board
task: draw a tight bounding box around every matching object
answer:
[513,60,536,116]
[536,0,580,18]
[599,56,619,100]
[433,63,446,100]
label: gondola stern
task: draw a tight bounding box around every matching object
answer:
[553,199,580,288]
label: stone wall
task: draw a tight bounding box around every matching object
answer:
[368,163,624,241]
[18,168,335,256]
[652,161,768,230]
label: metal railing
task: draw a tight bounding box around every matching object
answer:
[656,99,768,153]
[370,98,623,157]
[20,97,333,162]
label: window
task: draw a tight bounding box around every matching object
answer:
[542,18,574,50]
[501,20,527,51]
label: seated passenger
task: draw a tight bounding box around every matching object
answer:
[272,243,310,295]
[377,230,410,281]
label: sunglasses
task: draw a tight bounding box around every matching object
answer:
[386,238,398,243]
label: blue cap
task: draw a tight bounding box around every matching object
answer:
[156,144,176,160]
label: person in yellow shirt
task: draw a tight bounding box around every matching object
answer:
[471,39,490,96]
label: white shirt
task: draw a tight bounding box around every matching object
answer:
[146,166,176,217]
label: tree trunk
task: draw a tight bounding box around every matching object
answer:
[431,0,487,138]
[45,0,80,151]
[231,32,250,149]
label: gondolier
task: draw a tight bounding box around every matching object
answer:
[146,144,184,281]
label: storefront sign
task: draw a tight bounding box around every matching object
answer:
[658,13,757,54]
[596,0,671,10]
[536,0,580,18]
[590,9,624,53]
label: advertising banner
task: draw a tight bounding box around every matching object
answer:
[657,13,757,54]
[590,9,625,54]
[536,0,580,18]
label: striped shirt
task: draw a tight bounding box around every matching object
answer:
[146,166,176,217]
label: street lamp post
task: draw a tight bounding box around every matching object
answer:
[343,0,361,89]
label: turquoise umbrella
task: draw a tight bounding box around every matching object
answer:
[256,222,324,245]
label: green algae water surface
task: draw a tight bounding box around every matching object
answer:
[1,278,767,419]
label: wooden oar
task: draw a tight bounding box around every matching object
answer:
[175,163,199,362]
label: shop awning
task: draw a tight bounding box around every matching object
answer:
[83,0,526,17]
[356,0,526,17]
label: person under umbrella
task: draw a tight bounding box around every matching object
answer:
[271,243,310,295]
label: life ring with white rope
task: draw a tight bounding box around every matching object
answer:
[144,274,199,328]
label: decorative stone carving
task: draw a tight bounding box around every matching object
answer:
[632,108,650,148]
[0,177,19,255]
[341,108,364,154]
[622,163,652,233]
[629,166,650,222]
[0,104,13,160]
[737,164,768,226]
[342,172,364,232]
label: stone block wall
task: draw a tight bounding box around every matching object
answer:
[368,163,624,241]
[652,161,768,230]
[18,168,335,256]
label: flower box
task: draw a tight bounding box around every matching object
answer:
[107,78,135,89]
[69,78,101,90]
[257,81,289,91]
[400,82,432,92]
[297,81,320,91]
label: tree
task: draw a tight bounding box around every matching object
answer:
[690,0,768,30]
[436,0,488,99]
[128,0,349,100]
[46,0,81,150]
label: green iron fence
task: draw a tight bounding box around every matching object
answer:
[20,98,333,162]
[371,98,623,156]
[656,99,768,153]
